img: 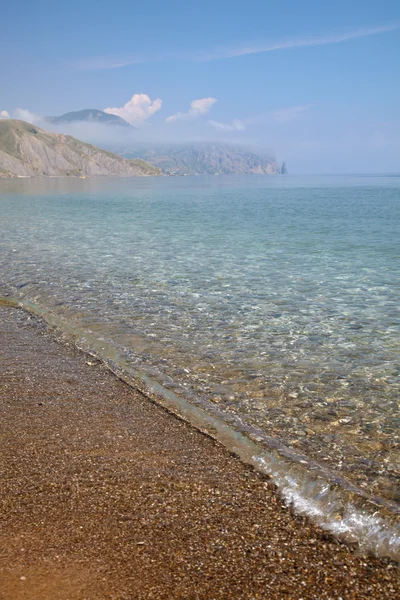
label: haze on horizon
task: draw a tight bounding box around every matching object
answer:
[1,0,399,174]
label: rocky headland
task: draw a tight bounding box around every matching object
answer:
[0,120,161,178]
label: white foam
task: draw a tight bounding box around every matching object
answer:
[255,457,400,561]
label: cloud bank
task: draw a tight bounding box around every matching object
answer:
[0,110,10,119]
[12,108,44,125]
[208,104,313,133]
[166,98,217,122]
[104,93,162,126]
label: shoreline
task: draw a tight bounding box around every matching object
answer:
[2,295,399,560]
[0,305,399,599]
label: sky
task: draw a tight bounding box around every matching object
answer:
[1,0,399,173]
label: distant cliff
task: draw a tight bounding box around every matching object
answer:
[123,144,282,175]
[0,120,161,178]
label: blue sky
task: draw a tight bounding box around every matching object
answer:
[1,0,399,172]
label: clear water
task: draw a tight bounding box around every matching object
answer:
[1,175,399,541]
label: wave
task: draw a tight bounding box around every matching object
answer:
[2,291,399,562]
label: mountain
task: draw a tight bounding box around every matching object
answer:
[46,109,133,129]
[121,144,282,175]
[0,120,161,178]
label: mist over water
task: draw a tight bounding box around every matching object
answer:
[1,174,399,553]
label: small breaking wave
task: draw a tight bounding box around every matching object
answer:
[2,293,399,562]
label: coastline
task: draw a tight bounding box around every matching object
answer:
[0,305,398,599]
[2,293,399,559]
[1,173,398,526]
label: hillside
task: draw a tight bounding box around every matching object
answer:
[0,120,161,178]
[123,144,283,175]
[46,109,133,129]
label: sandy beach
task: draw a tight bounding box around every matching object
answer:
[0,305,398,599]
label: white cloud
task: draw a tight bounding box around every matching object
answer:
[0,110,10,119]
[12,109,44,125]
[208,119,246,132]
[74,56,147,70]
[200,24,400,61]
[166,97,217,122]
[104,93,162,126]
[273,105,313,123]
[74,23,399,70]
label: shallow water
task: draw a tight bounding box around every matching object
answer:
[1,175,399,527]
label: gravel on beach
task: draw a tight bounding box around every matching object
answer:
[0,306,398,599]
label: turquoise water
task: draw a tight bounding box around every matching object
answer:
[1,175,399,546]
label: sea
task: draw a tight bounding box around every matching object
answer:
[0,174,399,559]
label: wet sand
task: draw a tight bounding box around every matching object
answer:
[0,306,398,599]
